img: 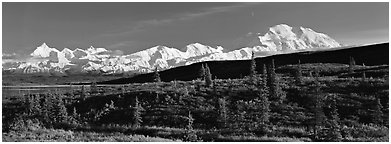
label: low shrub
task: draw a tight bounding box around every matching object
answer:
[3,128,74,142]
[268,126,309,138]
[215,135,312,142]
[3,129,179,142]
[7,115,42,132]
[342,136,389,142]
[341,124,388,139]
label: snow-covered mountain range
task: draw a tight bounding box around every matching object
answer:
[2,24,341,76]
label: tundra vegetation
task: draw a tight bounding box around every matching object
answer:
[2,56,389,142]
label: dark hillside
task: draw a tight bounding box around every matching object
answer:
[101,43,388,84]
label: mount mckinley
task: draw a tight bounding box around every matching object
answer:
[2,24,341,76]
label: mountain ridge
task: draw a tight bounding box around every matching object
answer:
[3,24,342,75]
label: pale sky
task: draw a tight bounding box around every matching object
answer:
[2,2,389,56]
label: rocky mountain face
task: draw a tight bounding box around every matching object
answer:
[2,24,341,76]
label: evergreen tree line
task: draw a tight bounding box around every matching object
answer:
[5,93,79,131]
[5,91,146,131]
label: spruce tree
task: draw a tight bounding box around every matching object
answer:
[213,78,218,94]
[267,60,276,100]
[33,94,42,115]
[218,97,228,129]
[257,64,270,126]
[80,85,86,100]
[261,64,268,91]
[295,60,303,85]
[351,56,356,66]
[249,52,257,82]
[47,93,61,127]
[255,90,270,125]
[373,97,383,125]
[313,73,326,141]
[187,111,194,130]
[25,94,42,116]
[199,64,206,80]
[155,93,160,103]
[91,81,98,94]
[41,94,53,127]
[185,111,198,141]
[362,71,367,82]
[153,67,161,82]
[121,85,126,96]
[361,63,366,82]
[71,107,80,122]
[267,59,285,104]
[69,83,73,94]
[267,59,276,88]
[25,94,35,115]
[348,56,356,74]
[204,63,213,87]
[133,96,144,128]
[326,95,342,141]
[53,96,69,124]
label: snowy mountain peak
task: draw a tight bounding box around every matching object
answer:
[141,45,171,54]
[256,24,341,51]
[87,46,108,54]
[41,42,48,47]
[299,26,314,32]
[154,45,170,50]
[185,42,224,56]
[269,24,295,36]
[62,48,72,53]
[272,23,291,29]
[267,24,300,40]
[87,46,95,50]
[74,48,86,52]
[188,42,206,47]
[216,46,224,51]
[30,43,59,58]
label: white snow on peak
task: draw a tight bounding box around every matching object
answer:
[257,24,341,51]
[30,43,59,58]
[185,43,223,57]
[268,24,297,40]
[87,46,108,54]
[216,46,224,52]
[299,27,341,48]
[62,48,72,53]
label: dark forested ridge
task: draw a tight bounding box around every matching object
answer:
[102,43,388,84]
